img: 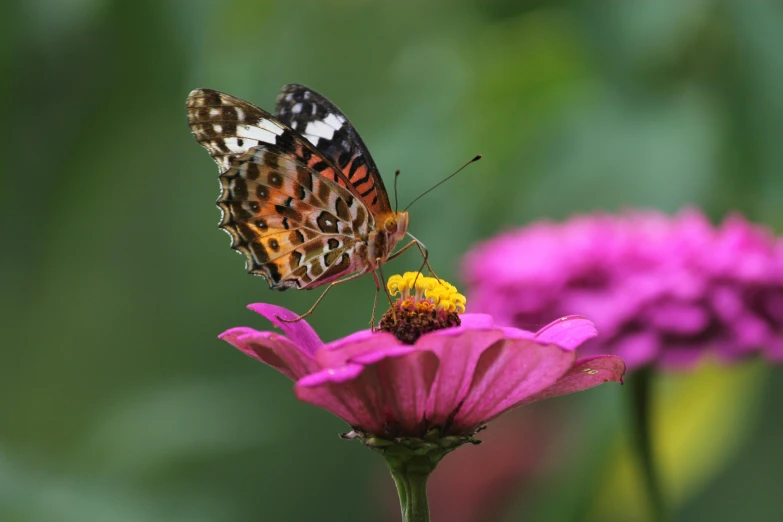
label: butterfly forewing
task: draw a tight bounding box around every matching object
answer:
[275,84,392,215]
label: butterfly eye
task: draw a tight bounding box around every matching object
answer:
[384,218,398,233]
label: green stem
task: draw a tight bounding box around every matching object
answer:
[628,367,667,522]
[390,467,431,522]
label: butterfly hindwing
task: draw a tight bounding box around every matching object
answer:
[275,84,392,215]
[217,145,370,290]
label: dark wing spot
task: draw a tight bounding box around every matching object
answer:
[327,238,339,250]
[222,106,238,120]
[317,180,331,202]
[297,170,313,192]
[338,151,352,168]
[231,179,249,200]
[268,239,280,252]
[204,90,221,106]
[317,212,339,234]
[311,161,329,172]
[290,250,303,270]
[299,145,311,163]
[269,172,283,188]
[257,218,268,231]
[352,206,367,230]
[236,138,244,147]
[349,155,366,179]
[225,202,251,221]
[276,131,296,152]
[275,205,302,221]
[245,162,260,181]
[249,242,269,263]
[256,185,269,200]
[262,150,280,170]
[335,198,350,221]
[265,262,282,284]
[324,250,341,267]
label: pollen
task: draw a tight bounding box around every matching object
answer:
[386,272,466,314]
[379,272,465,344]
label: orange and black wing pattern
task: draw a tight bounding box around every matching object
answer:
[275,84,392,216]
[187,88,374,289]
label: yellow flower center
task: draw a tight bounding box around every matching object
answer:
[387,272,467,314]
[378,272,466,343]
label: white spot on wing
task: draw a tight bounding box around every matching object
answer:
[323,113,344,130]
[304,120,335,141]
[210,108,220,117]
[235,119,285,144]
[292,103,303,114]
[213,124,222,133]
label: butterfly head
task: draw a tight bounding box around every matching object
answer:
[383,211,409,247]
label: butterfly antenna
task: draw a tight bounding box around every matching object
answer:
[404,155,482,211]
[394,169,401,214]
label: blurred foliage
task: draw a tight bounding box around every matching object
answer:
[3,0,783,521]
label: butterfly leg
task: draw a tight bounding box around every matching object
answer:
[386,236,439,286]
[373,262,399,329]
[277,270,367,323]
[370,271,381,331]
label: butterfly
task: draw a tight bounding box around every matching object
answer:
[186,84,433,322]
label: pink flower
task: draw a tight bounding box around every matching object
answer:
[219,274,625,439]
[463,209,783,370]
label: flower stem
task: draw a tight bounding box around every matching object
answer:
[390,465,431,522]
[628,367,667,522]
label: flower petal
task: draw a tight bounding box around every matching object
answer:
[296,351,440,436]
[514,355,626,407]
[417,328,506,427]
[296,364,385,432]
[247,303,323,356]
[459,314,496,329]
[452,339,576,431]
[532,315,598,350]
[219,327,320,380]
[316,330,404,368]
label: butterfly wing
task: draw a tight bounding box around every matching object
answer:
[275,84,392,216]
[187,89,374,289]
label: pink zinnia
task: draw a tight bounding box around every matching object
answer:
[463,209,783,370]
[220,274,624,440]
[220,273,624,522]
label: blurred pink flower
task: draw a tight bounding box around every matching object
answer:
[219,303,625,438]
[462,209,783,370]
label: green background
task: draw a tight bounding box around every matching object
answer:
[3,1,783,521]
